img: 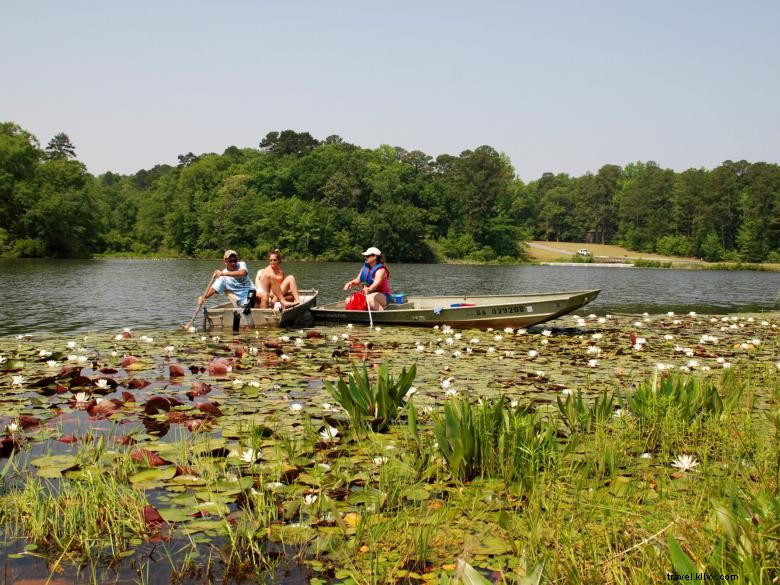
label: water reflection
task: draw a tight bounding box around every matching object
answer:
[0,258,778,335]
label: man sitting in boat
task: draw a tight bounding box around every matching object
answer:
[198,249,256,310]
[343,246,392,311]
[254,248,299,310]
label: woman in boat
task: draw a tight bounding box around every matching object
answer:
[343,246,392,311]
[254,248,300,309]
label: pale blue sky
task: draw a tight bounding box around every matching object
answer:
[2,1,778,181]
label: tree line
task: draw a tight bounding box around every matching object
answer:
[1,122,778,263]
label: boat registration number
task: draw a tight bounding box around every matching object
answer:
[474,305,530,316]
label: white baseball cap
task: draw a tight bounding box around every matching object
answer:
[362,246,382,256]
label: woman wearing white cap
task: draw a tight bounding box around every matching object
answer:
[343,247,392,311]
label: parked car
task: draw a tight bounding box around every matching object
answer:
[577,248,591,257]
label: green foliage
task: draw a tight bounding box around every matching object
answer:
[433,398,556,484]
[633,258,673,268]
[556,388,617,435]
[324,363,416,433]
[1,121,779,261]
[627,372,727,450]
[656,234,693,257]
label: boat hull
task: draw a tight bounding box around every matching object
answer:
[203,290,318,330]
[311,290,599,329]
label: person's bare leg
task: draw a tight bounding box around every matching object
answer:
[257,291,270,309]
[261,274,294,308]
[367,292,387,311]
[281,275,301,304]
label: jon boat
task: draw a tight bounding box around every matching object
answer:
[311,290,600,329]
[203,289,318,330]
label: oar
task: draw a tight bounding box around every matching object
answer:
[182,273,217,330]
[365,287,374,328]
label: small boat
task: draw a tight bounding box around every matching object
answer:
[203,290,318,330]
[311,290,600,329]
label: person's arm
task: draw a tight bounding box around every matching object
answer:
[343,271,363,291]
[221,262,248,278]
[198,286,217,305]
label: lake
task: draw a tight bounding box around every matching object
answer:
[0,258,778,336]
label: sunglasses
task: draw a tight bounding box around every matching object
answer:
[225,257,238,263]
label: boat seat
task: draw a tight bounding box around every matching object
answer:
[385,301,411,310]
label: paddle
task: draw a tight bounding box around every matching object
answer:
[182,273,217,330]
[364,287,374,328]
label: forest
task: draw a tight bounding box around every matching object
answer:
[1,122,779,263]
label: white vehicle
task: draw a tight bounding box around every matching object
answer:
[577,248,591,257]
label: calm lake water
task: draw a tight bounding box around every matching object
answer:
[0,258,778,336]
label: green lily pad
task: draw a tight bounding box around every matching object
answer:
[30,454,80,477]
[129,466,177,486]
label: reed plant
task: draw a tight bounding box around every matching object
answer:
[433,398,556,484]
[3,470,148,563]
[325,363,416,433]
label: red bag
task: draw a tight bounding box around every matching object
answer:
[345,290,368,311]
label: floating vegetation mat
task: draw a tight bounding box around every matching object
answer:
[0,311,778,584]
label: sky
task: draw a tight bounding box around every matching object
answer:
[2,0,779,181]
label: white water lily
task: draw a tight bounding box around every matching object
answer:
[237,448,258,463]
[11,375,25,387]
[469,338,480,344]
[111,351,118,357]
[290,402,303,412]
[248,346,259,356]
[317,463,331,472]
[699,334,719,344]
[687,359,699,368]
[527,350,538,358]
[95,379,110,390]
[561,388,572,396]
[656,363,674,371]
[295,338,304,347]
[452,351,462,358]
[279,335,290,343]
[673,320,681,325]
[373,456,388,465]
[403,387,417,401]
[319,426,339,442]
[591,332,603,340]
[232,379,244,388]
[504,327,514,334]
[303,494,318,505]
[434,348,444,355]
[666,311,675,317]
[633,321,643,328]
[188,326,196,333]
[140,335,154,343]
[441,378,454,390]
[265,481,284,491]
[541,329,552,337]
[671,454,700,472]
[73,392,91,404]
[346,323,353,328]
[444,388,458,397]
[5,421,19,434]
[493,335,503,342]
[540,338,549,346]
[576,318,586,327]
[67,341,77,349]
[331,335,339,343]
[46,360,58,368]
[487,346,495,353]
[441,325,452,334]
[664,334,675,341]
[445,337,454,345]
[640,452,652,459]
[750,338,762,346]
[415,344,425,351]
[504,350,515,357]
[587,359,599,368]
[587,345,601,355]
[280,354,291,362]
[374,327,382,332]
[535,370,545,378]
[689,311,697,317]
[38,349,52,358]
[0,356,6,364]
[164,345,175,354]
[248,380,261,388]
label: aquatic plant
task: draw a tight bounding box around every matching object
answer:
[324,362,417,433]
[433,398,556,484]
[556,387,618,435]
